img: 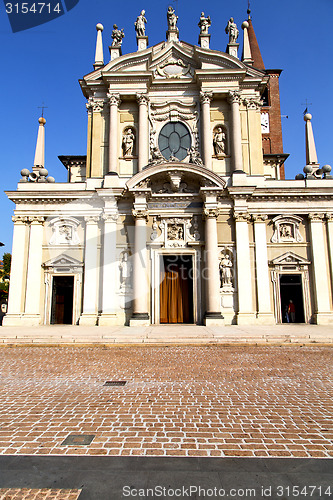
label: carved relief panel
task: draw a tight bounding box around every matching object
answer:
[271,215,303,243]
[150,216,201,247]
[48,217,81,246]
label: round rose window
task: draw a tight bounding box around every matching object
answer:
[158,122,191,161]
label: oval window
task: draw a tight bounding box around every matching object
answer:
[158,122,191,161]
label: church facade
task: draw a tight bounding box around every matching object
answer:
[4,8,333,328]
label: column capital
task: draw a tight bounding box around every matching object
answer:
[136,93,149,106]
[107,92,121,107]
[234,211,251,223]
[243,98,262,110]
[326,213,333,222]
[203,207,219,219]
[28,216,45,224]
[102,212,118,223]
[132,209,149,221]
[252,214,268,222]
[308,213,325,222]
[12,216,28,224]
[200,91,213,105]
[84,215,100,224]
[87,97,106,112]
[227,90,242,105]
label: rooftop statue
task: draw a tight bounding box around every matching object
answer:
[198,12,211,35]
[167,6,178,30]
[225,17,239,44]
[111,24,125,47]
[134,10,147,37]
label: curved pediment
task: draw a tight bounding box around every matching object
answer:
[126,162,226,192]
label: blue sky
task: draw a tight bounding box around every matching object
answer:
[0,0,332,251]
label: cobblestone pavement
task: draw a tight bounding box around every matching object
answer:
[0,345,332,458]
[0,489,81,499]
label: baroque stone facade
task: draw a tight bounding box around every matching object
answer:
[3,8,333,327]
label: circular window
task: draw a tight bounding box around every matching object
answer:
[158,122,191,161]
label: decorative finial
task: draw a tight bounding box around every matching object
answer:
[33,115,46,170]
[247,0,251,19]
[304,111,319,172]
[38,103,47,118]
[94,23,104,69]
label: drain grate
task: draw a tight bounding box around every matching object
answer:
[61,434,95,446]
[103,380,127,387]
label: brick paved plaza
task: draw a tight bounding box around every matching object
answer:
[0,344,332,460]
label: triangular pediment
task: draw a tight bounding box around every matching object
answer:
[271,252,310,266]
[43,254,83,269]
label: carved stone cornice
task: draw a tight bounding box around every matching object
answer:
[200,91,213,105]
[12,216,29,224]
[28,216,45,224]
[227,90,242,105]
[252,214,268,222]
[84,215,100,224]
[107,93,122,107]
[234,212,251,223]
[132,209,149,221]
[102,213,118,223]
[203,208,219,219]
[136,93,150,106]
[308,213,325,222]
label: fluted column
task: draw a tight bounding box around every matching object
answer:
[99,211,118,326]
[203,207,224,325]
[79,216,100,325]
[108,93,121,173]
[3,217,29,326]
[130,208,150,326]
[228,91,243,172]
[234,212,255,324]
[24,217,45,324]
[308,213,333,324]
[136,94,149,171]
[200,91,213,170]
[253,215,275,324]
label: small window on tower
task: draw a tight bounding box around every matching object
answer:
[262,88,269,107]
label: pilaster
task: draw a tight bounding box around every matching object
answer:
[228,91,243,173]
[136,94,149,171]
[200,91,213,170]
[24,216,45,325]
[308,213,333,324]
[99,211,119,326]
[108,93,121,174]
[79,216,100,326]
[234,211,255,324]
[252,214,275,324]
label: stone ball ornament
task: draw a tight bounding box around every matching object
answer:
[304,113,312,122]
[96,23,104,31]
[303,165,313,174]
[46,176,55,183]
[38,117,46,125]
[39,168,48,177]
[21,168,30,177]
[295,173,305,180]
[242,21,249,29]
[322,164,332,173]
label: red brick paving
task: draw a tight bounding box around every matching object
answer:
[0,345,332,458]
[0,489,81,499]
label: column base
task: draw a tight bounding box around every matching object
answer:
[79,314,98,326]
[313,312,333,325]
[129,313,150,327]
[98,314,119,326]
[204,312,224,326]
[2,314,41,327]
[256,313,276,325]
[236,312,257,325]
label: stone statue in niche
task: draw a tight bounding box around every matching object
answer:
[134,10,147,36]
[111,24,125,46]
[167,224,184,241]
[119,251,132,289]
[167,6,178,30]
[225,17,239,43]
[198,12,211,34]
[122,128,135,157]
[220,253,233,288]
[213,126,226,155]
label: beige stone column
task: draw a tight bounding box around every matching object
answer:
[24,217,45,324]
[203,207,224,325]
[3,217,29,326]
[253,215,275,324]
[79,216,100,325]
[228,91,243,172]
[85,100,93,178]
[309,213,333,324]
[130,207,149,326]
[99,211,118,326]
[326,213,333,298]
[200,91,213,170]
[234,212,255,324]
[136,94,149,171]
[108,93,121,173]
